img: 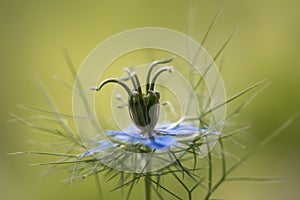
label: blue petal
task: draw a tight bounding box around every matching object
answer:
[156,124,201,136]
[106,130,176,150]
[79,141,116,158]
[142,135,176,150]
[80,123,220,157]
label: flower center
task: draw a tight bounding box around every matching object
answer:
[91,57,174,136]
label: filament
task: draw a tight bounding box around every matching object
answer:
[123,68,142,94]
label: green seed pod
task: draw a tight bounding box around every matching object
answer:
[128,90,160,135]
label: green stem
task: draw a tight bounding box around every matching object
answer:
[145,174,152,200]
[206,139,212,193]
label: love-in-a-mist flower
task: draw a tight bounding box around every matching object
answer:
[80,58,219,161]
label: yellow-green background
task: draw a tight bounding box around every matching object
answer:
[1,0,300,199]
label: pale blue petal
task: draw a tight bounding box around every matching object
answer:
[142,135,176,150]
[80,123,220,157]
[106,130,176,150]
[156,124,201,136]
[79,141,116,158]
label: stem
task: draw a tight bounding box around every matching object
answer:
[204,138,226,200]
[94,174,103,200]
[207,145,212,192]
[144,174,152,200]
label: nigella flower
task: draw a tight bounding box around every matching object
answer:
[80,57,219,164]
[8,4,292,199]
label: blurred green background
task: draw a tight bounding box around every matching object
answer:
[1,0,300,199]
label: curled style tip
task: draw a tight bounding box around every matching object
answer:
[146,57,174,91]
[92,78,132,96]
[150,66,173,91]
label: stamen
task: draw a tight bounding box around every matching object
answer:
[161,101,176,116]
[146,57,174,91]
[115,94,127,104]
[123,68,142,94]
[132,73,142,94]
[150,67,173,91]
[115,94,123,101]
[119,74,132,82]
[115,94,128,109]
[90,78,132,95]
[117,105,125,109]
[124,68,138,91]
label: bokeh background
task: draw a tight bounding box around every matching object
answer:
[1,0,300,199]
